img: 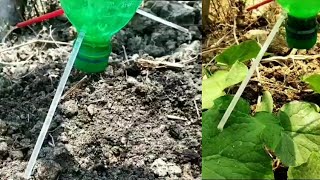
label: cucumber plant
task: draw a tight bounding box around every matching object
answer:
[203,40,320,179]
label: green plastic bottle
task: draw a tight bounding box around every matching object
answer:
[277,0,320,49]
[60,0,142,73]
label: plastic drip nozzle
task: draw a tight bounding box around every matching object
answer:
[75,42,111,73]
[285,15,318,49]
[60,0,143,73]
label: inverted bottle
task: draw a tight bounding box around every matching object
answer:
[60,0,142,73]
[277,0,320,49]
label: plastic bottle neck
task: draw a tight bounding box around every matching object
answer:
[285,14,318,49]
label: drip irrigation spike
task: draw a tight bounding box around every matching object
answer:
[136,9,189,33]
[217,13,286,131]
[23,31,85,179]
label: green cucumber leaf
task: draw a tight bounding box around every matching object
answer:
[302,74,320,94]
[202,61,247,109]
[274,101,320,167]
[288,152,320,179]
[216,40,261,66]
[202,96,273,179]
[256,91,274,113]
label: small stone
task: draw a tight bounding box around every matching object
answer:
[58,132,68,143]
[87,104,95,116]
[182,163,194,179]
[0,142,8,159]
[61,100,78,117]
[151,158,182,177]
[181,149,200,164]
[131,54,139,61]
[127,76,139,85]
[35,159,62,180]
[168,124,185,140]
[0,119,8,135]
[10,150,24,160]
[167,163,182,175]
[111,146,121,156]
[120,137,127,144]
[151,158,168,177]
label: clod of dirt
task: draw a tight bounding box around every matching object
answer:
[60,100,78,118]
[126,76,139,86]
[0,119,8,135]
[86,104,96,116]
[0,142,8,159]
[146,1,195,25]
[34,159,62,180]
[150,158,182,177]
[113,1,201,57]
[180,149,201,164]
[168,124,185,140]
[10,150,24,160]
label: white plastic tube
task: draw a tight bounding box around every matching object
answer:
[23,31,85,179]
[217,14,286,131]
[136,9,190,34]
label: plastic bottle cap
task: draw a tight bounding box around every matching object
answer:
[285,15,318,49]
[74,42,112,73]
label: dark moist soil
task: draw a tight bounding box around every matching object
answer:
[0,1,201,180]
[229,57,320,111]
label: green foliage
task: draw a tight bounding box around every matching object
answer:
[202,96,275,179]
[202,40,262,109]
[288,152,320,179]
[202,96,320,179]
[302,74,320,94]
[202,39,320,178]
[202,61,247,109]
[216,40,261,66]
[256,91,274,113]
[276,102,320,167]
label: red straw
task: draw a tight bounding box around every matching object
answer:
[16,9,64,28]
[246,0,274,11]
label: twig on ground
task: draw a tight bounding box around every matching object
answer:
[122,45,129,61]
[0,61,26,66]
[166,115,188,121]
[204,55,217,68]
[0,39,71,53]
[48,133,55,147]
[201,47,228,55]
[233,18,239,45]
[194,99,200,119]
[61,75,88,100]
[1,27,18,44]
[289,48,298,66]
[207,30,231,48]
[49,26,60,48]
[262,54,320,62]
[137,59,184,69]
[251,78,298,91]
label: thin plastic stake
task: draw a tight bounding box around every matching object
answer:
[136,9,189,34]
[24,31,85,179]
[217,14,286,131]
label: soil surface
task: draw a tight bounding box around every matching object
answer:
[0,1,201,179]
